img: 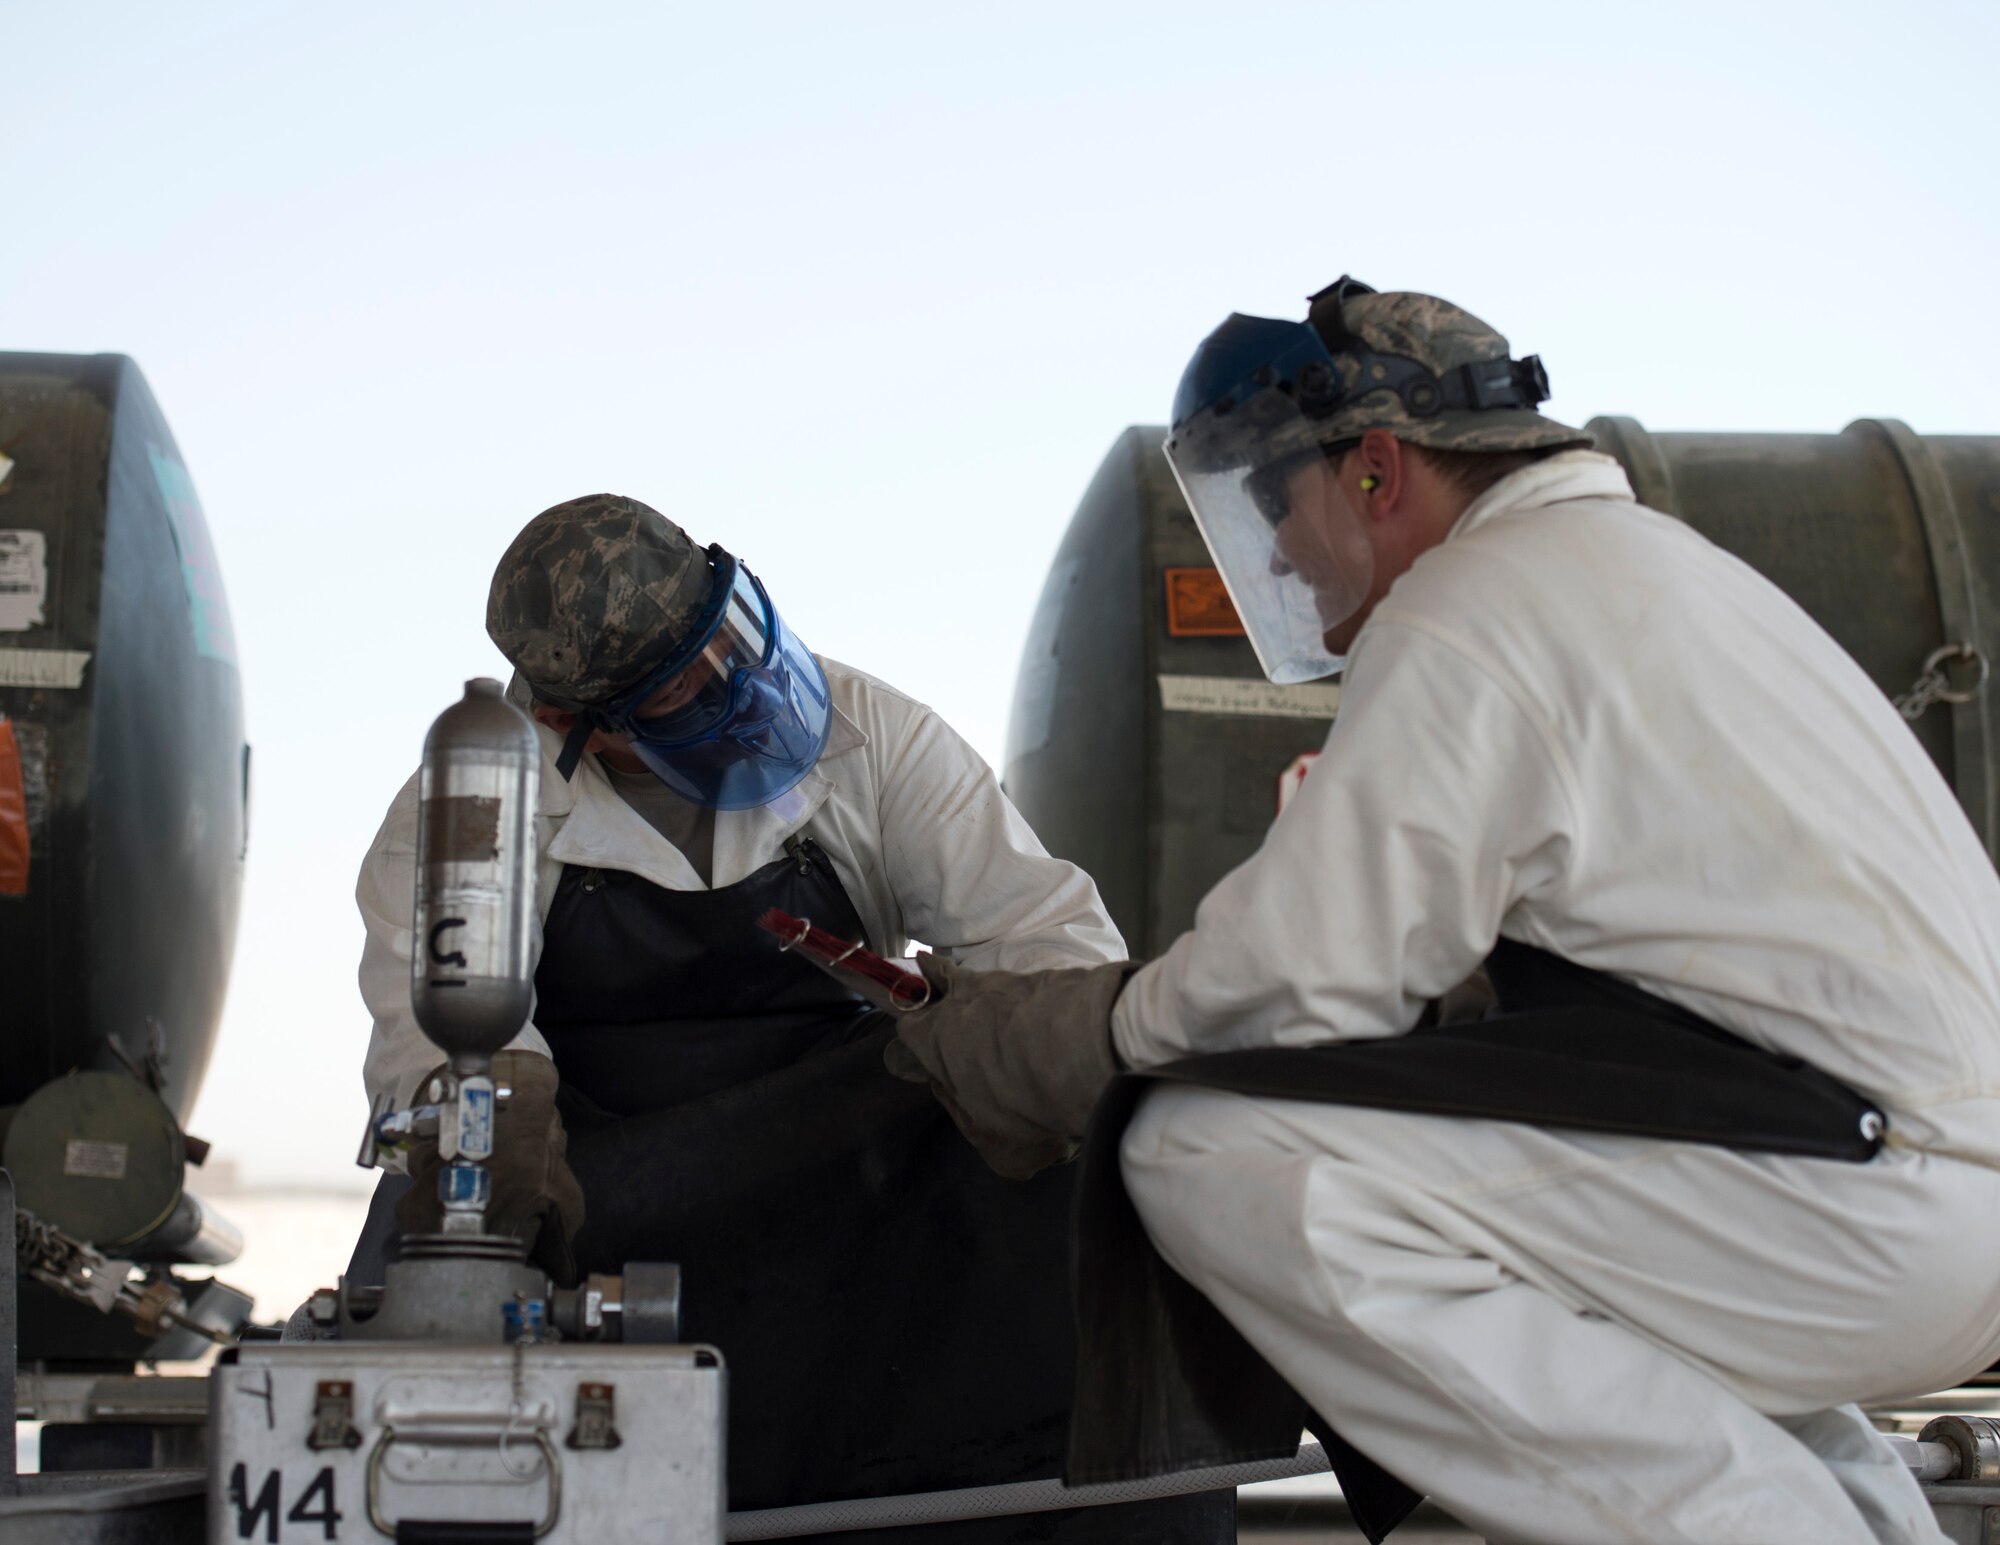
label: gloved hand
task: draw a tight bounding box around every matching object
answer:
[395,1049,587,1286]
[884,954,1142,1179]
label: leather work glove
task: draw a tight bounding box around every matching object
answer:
[884,954,1142,1180]
[396,1049,587,1287]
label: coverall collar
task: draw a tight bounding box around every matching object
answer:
[540,704,868,892]
[1446,449,1637,543]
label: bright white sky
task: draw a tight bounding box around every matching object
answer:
[5,0,1997,1188]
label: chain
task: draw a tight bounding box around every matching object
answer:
[1895,642,1991,722]
[16,1206,90,1279]
[498,1335,543,1479]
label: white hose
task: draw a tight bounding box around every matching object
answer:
[725,1441,1332,1540]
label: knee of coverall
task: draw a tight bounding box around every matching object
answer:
[1121,1083,1525,1329]
[1124,1084,2000,1411]
[1117,1083,1407,1319]
[1122,1085,1278,1284]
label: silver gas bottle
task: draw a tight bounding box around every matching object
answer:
[411,678,540,1063]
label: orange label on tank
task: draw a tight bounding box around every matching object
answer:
[0,717,28,896]
[1163,568,1246,637]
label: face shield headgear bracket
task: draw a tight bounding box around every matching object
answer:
[1299,274,1552,425]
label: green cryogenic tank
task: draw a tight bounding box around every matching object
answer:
[0,354,246,1120]
[0,352,253,1370]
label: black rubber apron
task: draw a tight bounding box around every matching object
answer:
[537,836,1231,1545]
[1066,938,1888,1544]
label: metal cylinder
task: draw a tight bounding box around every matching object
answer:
[411,678,540,1064]
[341,1244,546,1343]
[1,1070,186,1247]
[1919,1414,2000,1481]
[127,1189,245,1266]
[618,1262,683,1345]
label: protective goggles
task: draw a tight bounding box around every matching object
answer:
[594,555,775,744]
[553,550,834,810]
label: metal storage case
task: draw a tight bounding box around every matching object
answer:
[209,1343,725,1544]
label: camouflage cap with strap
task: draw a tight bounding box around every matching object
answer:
[1302,276,1593,454]
[486,493,715,710]
[1169,277,1593,479]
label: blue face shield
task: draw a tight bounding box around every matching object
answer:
[578,555,832,811]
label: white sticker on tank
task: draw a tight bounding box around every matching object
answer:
[0,531,47,631]
[1157,674,1342,720]
[0,648,90,689]
[64,1139,129,1180]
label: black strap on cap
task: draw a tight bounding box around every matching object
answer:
[1436,352,1552,413]
[1301,275,1552,420]
[1297,345,1552,422]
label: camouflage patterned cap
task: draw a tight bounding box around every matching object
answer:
[1306,283,1592,453]
[486,493,716,709]
[1167,279,1592,476]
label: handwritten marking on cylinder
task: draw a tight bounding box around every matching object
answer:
[425,794,503,861]
[427,918,469,968]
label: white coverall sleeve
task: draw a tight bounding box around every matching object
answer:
[868,697,1127,971]
[357,770,553,1120]
[1113,618,1581,1069]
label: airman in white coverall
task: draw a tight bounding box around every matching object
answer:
[890,280,2000,1544]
